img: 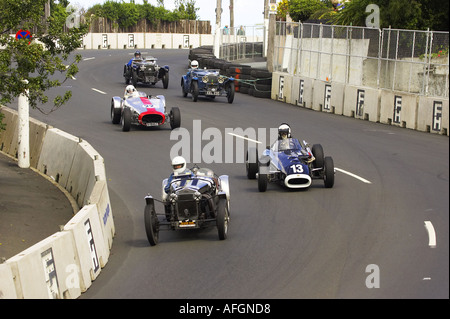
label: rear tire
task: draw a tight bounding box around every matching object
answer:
[162,72,169,89]
[324,156,335,188]
[246,147,258,179]
[312,144,324,169]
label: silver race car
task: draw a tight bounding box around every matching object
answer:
[110,85,180,132]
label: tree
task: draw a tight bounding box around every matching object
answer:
[318,0,449,31]
[288,0,328,22]
[0,0,88,125]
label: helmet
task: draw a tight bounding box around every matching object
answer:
[278,123,291,139]
[134,51,141,59]
[124,85,138,97]
[191,60,199,69]
[171,156,187,175]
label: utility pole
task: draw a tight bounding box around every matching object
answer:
[214,0,222,58]
[18,80,30,168]
[230,0,234,35]
[266,0,276,72]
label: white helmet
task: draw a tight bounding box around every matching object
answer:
[171,156,187,175]
[278,123,291,139]
[124,85,138,98]
[191,60,199,69]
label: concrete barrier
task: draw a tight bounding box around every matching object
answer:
[380,90,418,130]
[272,72,293,103]
[270,71,448,136]
[6,231,81,299]
[37,128,80,189]
[0,107,18,156]
[81,32,214,50]
[417,96,449,135]
[0,264,17,298]
[63,204,106,292]
[0,106,115,298]
[88,180,115,251]
[343,85,381,122]
[292,76,314,109]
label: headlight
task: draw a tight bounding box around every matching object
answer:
[140,65,145,70]
[194,191,202,201]
[169,193,178,202]
[218,76,225,84]
[202,75,208,83]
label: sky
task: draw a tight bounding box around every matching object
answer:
[70,0,269,30]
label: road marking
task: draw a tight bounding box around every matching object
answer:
[335,167,372,184]
[424,221,436,248]
[83,57,95,61]
[91,88,107,95]
[227,132,261,144]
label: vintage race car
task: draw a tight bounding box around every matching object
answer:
[123,57,169,88]
[246,138,335,191]
[144,166,230,246]
[110,90,180,132]
[181,68,235,103]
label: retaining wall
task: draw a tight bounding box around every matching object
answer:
[271,72,449,136]
[0,106,115,299]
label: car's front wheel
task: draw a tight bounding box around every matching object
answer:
[121,107,131,132]
[191,81,199,102]
[217,198,229,240]
[246,147,258,179]
[170,107,181,129]
[324,156,335,188]
[226,81,235,103]
[144,203,159,246]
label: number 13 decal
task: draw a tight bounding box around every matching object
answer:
[290,164,303,173]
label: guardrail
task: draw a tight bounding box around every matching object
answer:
[0,106,115,299]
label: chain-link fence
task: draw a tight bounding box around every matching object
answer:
[219,25,266,61]
[274,21,449,98]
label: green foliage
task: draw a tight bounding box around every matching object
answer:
[288,0,328,22]
[317,0,449,31]
[0,0,88,119]
[86,0,199,28]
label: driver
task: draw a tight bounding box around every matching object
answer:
[277,123,292,150]
[164,156,194,194]
[124,85,139,99]
[190,60,199,70]
[127,50,142,67]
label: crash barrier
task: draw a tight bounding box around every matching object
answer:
[271,72,449,136]
[82,32,214,50]
[0,106,115,298]
[189,46,272,99]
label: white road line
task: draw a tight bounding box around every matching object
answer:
[335,167,372,184]
[91,88,107,95]
[83,57,95,61]
[424,221,437,248]
[227,133,262,144]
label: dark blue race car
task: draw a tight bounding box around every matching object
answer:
[181,68,235,103]
[246,138,335,192]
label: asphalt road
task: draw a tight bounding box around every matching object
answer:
[23,49,449,299]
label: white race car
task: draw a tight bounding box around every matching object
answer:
[111,87,180,132]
